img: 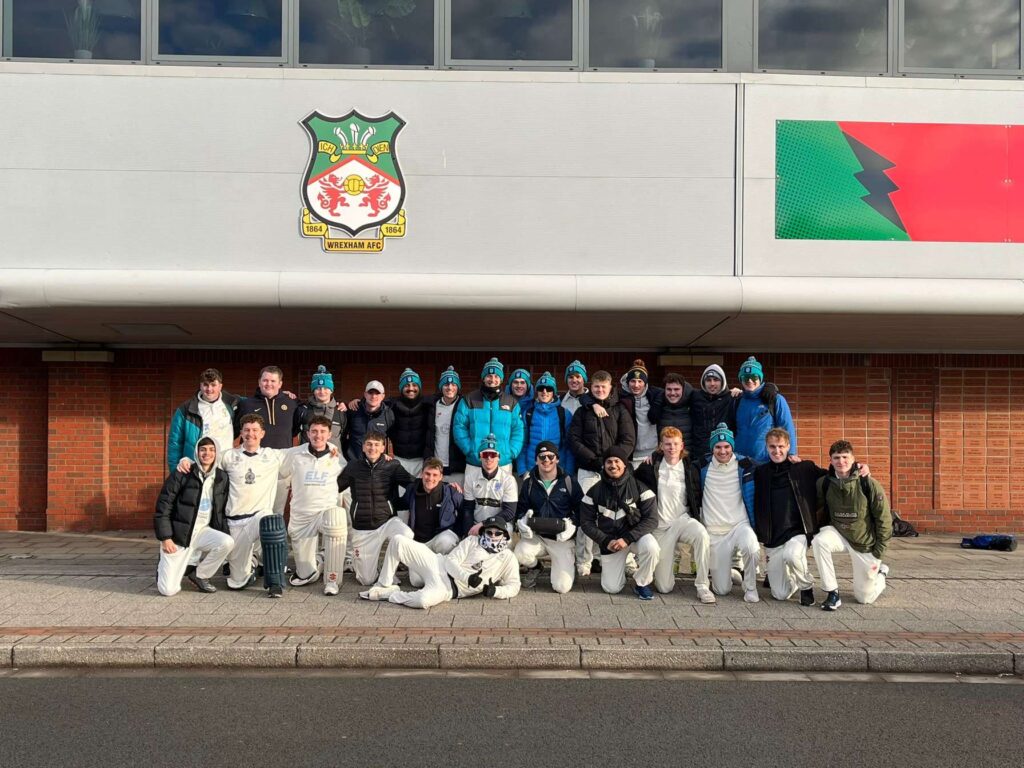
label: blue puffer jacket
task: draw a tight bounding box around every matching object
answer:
[516,400,574,476]
[700,456,757,526]
[734,383,797,464]
[453,389,525,467]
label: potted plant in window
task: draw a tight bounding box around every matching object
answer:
[630,3,662,68]
[66,0,101,59]
[331,0,416,65]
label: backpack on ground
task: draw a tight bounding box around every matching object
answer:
[892,509,919,537]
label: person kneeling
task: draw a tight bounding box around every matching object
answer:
[579,446,659,600]
[359,516,520,609]
[515,441,582,593]
[155,437,234,596]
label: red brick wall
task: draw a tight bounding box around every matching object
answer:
[0,351,47,531]
[1,349,1021,535]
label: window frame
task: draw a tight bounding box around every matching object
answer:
[443,0,580,70]
[896,0,1024,78]
[150,0,292,66]
[753,0,894,77]
[294,0,440,70]
[1,0,147,63]
[583,0,724,72]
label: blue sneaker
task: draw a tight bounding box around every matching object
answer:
[634,584,654,601]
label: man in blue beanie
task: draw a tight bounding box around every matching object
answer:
[734,356,797,464]
[561,360,589,416]
[453,357,524,492]
[426,366,466,486]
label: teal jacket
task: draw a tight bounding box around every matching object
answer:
[167,392,238,472]
[453,389,525,467]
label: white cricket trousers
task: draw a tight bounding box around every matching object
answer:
[408,530,460,587]
[378,535,453,610]
[157,526,234,596]
[812,526,887,604]
[289,506,349,582]
[599,533,659,594]
[225,512,271,589]
[350,517,415,586]
[709,522,760,595]
[397,456,424,478]
[575,469,602,570]
[515,536,576,593]
[765,534,814,600]
[653,516,710,594]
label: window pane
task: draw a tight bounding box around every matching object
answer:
[758,0,887,72]
[158,0,283,57]
[8,0,142,60]
[300,0,434,66]
[451,0,573,61]
[904,0,1020,70]
[589,0,722,69]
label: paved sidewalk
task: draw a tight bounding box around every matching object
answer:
[0,531,1021,673]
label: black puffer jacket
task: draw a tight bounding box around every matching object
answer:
[388,395,431,460]
[344,403,395,462]
[154,466,229,547]
[648,383,695,451]
[337,456,414,530]
[568,391,636,471]
[634,451,702,519]
[690,392,735,464]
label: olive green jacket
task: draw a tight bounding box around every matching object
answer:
[816,466,892,560]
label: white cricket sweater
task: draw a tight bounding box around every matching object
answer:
[280,445,346,512]
[220,447,285,518]
[656,459,690,528]
[701,456,748,535]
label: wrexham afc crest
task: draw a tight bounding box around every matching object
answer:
[299,110,407,252]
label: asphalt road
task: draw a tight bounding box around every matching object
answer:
[1,673,1021,767]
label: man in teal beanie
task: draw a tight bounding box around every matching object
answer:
[734,356,797,464]
[453,358,525,493]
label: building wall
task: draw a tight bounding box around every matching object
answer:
[1,348,1021,535]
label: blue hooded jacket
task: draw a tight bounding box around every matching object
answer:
[453,389,525,467]
[515,399,575,476]
[734,383,797,464]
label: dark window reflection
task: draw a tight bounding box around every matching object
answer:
[758,0,887,72]
[589,0,721,69]
[451,0,573,61]
[158,0,283,57]
[904,0,1020,70]
[9,0,142,60]
[300,0,433,66]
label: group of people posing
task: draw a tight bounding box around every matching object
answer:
[155,356,892,613]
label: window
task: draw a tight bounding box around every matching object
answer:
[903,0,1020,70]
[5,0,142,60]
[758,0,888,73]
[156,0,284,58]
[588,0,722,69]
[299,0,434,66]
[449,0,574,64]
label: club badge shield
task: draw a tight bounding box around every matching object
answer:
[299,110,407,252]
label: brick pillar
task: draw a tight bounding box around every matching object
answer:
[892,368,935,527]
[45,353,113,532]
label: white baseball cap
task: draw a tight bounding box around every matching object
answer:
[364,380,385,393]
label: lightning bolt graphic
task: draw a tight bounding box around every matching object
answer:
[843,132,906,233]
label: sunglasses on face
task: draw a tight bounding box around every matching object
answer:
[480,451,499,459]
[537,454,557,462]
[482,528,505,538]
[537,387,554,393]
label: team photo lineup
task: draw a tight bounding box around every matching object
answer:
[156,356,891,613]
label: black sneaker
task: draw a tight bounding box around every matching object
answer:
[188,572,217,593]
[821,590,841,611]
[800,588,815,607]
[521,564,542,589]
[222,562,230,576]
[591,559,602,574]
[763,573,771,589]
[268,584,283,598]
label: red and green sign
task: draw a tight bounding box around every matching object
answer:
[776,120,1024,242]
